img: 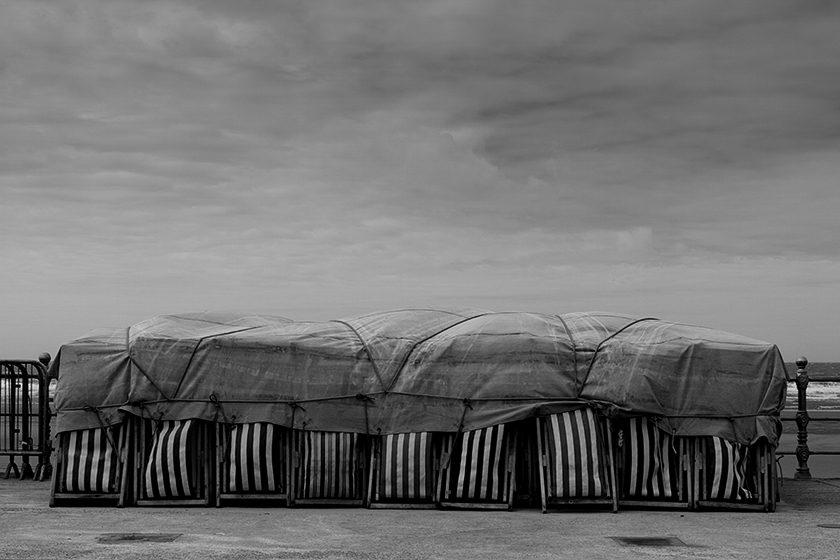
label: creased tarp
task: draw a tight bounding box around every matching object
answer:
[578,318,789,443]
[52,309,790,445]
[51,327,131,433]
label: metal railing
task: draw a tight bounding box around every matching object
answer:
[781,357,840,479]
[1,355,52,480]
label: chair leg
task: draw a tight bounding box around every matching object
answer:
[691,439,701,510]
[216,427,224,508]
[435,435,454,506]
[48,435,64,507]
[605,419,619,513]
[535,419,547,513]
[366,438,378,508]
[506,432,517,511]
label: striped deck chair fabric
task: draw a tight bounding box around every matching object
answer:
[622,417,679,499]
[61,426,120,493]
[299,431,361,499]
[376,432,434,502]
[144,419,195,499]
[227,423,286,493]
[444,424,509,502]
[702,436,753,501]
[542,409,608,498]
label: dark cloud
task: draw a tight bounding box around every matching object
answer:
[1,0,839,361]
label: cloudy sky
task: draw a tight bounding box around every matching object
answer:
[2,0,839,363]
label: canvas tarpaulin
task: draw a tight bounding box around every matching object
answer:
[51,309,790,445]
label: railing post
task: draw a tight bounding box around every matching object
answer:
[36,353,53,481]
[794,356,811,479]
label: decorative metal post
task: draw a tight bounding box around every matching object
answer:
[794,356,811,479]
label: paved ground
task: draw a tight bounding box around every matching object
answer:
[2,478,840,559]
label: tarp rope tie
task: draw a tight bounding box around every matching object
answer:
[355,393,374,439]
[82,405,120,459]
[209,393,233,425]
[441,399,473,472]
[152,410,164,434]
[286,400,304,433]
[671,427,678,456]
[133,401,149,430]
[457,398,472,434]
[209,393,236,461]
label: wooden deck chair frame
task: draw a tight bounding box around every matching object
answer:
[290,430,368,507]
[49,423,130,507]
[693,436,776,512]
[216,422,291,507]
[435,424,517,511]
[367,432,439,509]
[512,423,542,509]
[133,416,213,507]
[535,409,618,513]
[615,417,693,510]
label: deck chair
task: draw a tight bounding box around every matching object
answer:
[50,423,129,507]
[134,418,213,506]
[512,423,542,509]
[368,432,438,509]
[694,436,777,511]
[291,430,367,506]
[436,424,516,510]
[616,417,692,509]
[216,422,290,506]
[536,408,618,512]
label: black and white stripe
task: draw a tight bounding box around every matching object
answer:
[542,409,608,498]
[299,431,360,499]
[62,426,119,493]
[622,417,679,499]
[227,423,286,493]
[444,425,508,502]
[143,419,195,499]
[702,436,752,501]
[376,432,435,501]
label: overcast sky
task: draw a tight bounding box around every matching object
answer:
[2,0,839,363]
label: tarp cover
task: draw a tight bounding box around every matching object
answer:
[51,309,790,445]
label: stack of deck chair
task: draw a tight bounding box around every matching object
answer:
[535,408,617,512]
[291,430,367,506]
[50,423,128,506]
[436,424,516,510]
[217,422,289,506]
[134,418,213,506]
[694,436,777,511]
[616,417,692,509]
[368,432,438,508]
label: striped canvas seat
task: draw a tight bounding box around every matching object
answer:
[621,417,681,499]
[297,431,363,500]
[374,432,435,503]
[60,426,121,493]
[540,409,610,499]
[144,419,196,499]
[225,423,286,494]
[439,424,513,506]
[699,436,753,502]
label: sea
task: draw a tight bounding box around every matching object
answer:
[779,362,840,478]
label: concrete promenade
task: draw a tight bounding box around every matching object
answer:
[2,478,840,559]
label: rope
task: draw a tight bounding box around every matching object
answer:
[82,405,119,459]
[355,393,374,438]
[209,393,237,462]
[442,399,473,470]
